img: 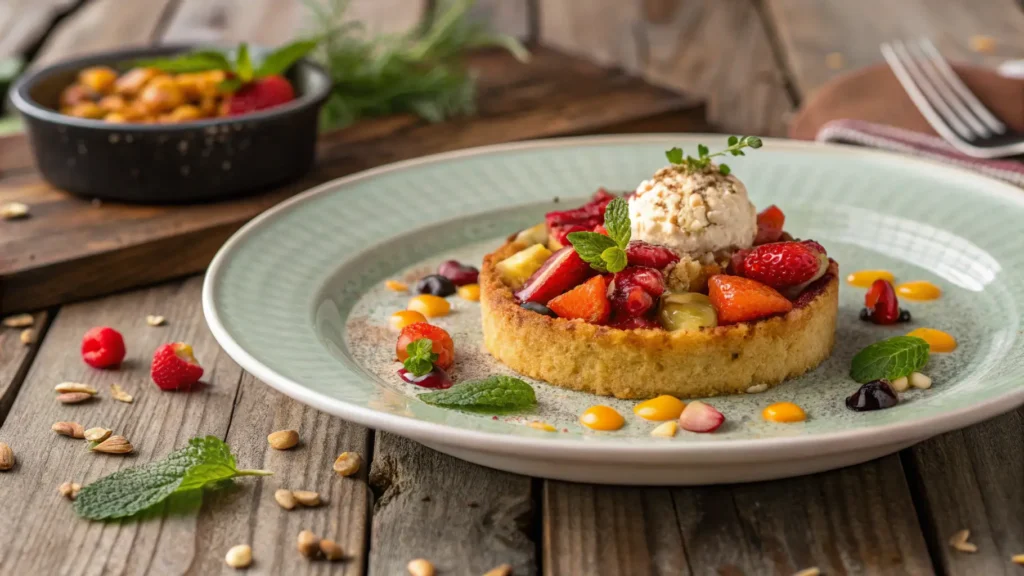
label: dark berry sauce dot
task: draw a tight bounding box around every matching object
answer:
[845,379,899,411]
[898,309,912,323]
[415,274,456,297]
[520,301,557,318]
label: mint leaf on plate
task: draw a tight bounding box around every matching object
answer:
[850,336,930,383]
[567,231,617,272]
[602,197,631,248]
[419,375,537,411]
[74,436,271,520]
[403,338,438,377]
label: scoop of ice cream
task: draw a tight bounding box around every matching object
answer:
[628,165,757,257]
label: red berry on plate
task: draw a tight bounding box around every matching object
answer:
[865,279,900,325]
[396,323,455,370]
[437,260,479,286]
[515,246,592,305]
[550,224,589,248]
[151,342,204,390]
[678,400,725,433]
[741,241,822,288]
[754,205,785,245]
[708,274,794,324]
[225,75,296,115]
[624,241,680,269]
[81,326,126,369]
[547,275,611,324]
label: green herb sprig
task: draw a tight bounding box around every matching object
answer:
[665,135,763,176]
[403,338,438,377]
[567,197,631,273]
[74,436,271,521]
[850,336,930,383]
[419,375,537,411]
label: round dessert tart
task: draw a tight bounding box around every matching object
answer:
[481,240,838,399]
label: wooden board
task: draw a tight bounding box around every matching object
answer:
[0,47,703,314]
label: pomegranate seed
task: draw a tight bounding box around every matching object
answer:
[437,260,479,286]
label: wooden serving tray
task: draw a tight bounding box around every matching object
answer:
[0,47,705,314]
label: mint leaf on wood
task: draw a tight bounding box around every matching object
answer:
[402,338,438,377]
[850,336,930,383]
[567,231,617,272]
[419,375,537,411]
[602,198,631,249]
[73,436,270,520]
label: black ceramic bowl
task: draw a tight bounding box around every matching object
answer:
[10,45,331,203]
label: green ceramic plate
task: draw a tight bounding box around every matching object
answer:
[203,135,1024,485]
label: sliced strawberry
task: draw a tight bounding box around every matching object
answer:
[865,279,900,324]
[515,246,592,304]
[609,316,661,330]
[708,274,794,324]
[547,275,611,323]
[754,205,785,245]
[741,242,822,288]
[593,224,608,235]
[625,241,680,269]
[728,248,751,275]
[800,239,827,255]
[678,401,725,433]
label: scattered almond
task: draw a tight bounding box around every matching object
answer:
[225,544,252,569]
[792,568,821,576]
[52,421,85,439]
[57,392,94,404]
[146,315,166,327]
[949,529,977,553]
[2,314,34,328]
[275,489,297,510]
[293,490,322,507]
[0,201,29,220]
[267,429,299,450]
[890,376,909,392]
[319,539,344,561]
[1012,554,1024,565]
[909,372,932,390]
[58,482,82,500]
[110,383,133,403]
[650,421,677,438]
[20,328,36,345]
[333,451,362,477]
[92,435,133,454]
[484,564,513,576]
[297,529,320,559]
[84,427,112,442]
[407,558,435,576]
[0,442,14,471]
[55,382,98,395]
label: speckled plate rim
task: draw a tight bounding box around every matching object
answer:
[203,134,1024,464]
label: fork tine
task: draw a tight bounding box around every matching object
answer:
[918,38,1006,133]
[881,40,974,141]
[907,41,992,138]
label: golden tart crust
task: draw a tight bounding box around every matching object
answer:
[480,240,839,399]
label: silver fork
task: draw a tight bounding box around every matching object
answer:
[880,38,1024,159]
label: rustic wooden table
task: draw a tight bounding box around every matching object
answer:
[3,1,1024,575]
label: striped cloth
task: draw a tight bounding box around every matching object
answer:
[816,119,1024,187]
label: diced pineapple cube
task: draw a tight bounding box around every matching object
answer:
[514,223,548,246]
[495,243,552,289]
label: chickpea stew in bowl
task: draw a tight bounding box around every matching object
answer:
[11,42,332,202]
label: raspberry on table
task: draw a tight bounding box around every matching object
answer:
[81,326,126,369]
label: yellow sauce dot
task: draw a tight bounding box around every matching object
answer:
[457,283,480,301]
[389,310,427,332]
[633,395,686,421]
[579,405,625,431]
[407,294,451,318]
[846,269,895,288]
[529,421,557,432]
[907,327,957,352]
[895,281,942,301]
[762,402,806,423]
[385,279,408,292]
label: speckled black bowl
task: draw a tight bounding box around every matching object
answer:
[10,45,331,203]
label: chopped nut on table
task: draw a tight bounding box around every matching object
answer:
[20,329,36,345]
[792,568,820,576]
[333,451,362,477]
[225,544,252,569]
[1012,554,1024,565]
[57,392,94,404]
[274,489,297,510]
[84,427,112,442]
[292,490,322,507]
[52,421,85,439]
[145,315,166,327]
[267,429,299,450]
[110,383,134,403]
[2,314,34,328]
[949,529,978,553]
[407,558,435,576]
[0,202,29,220]
[297,529,320,559]
[483,564,513,576]
[57,482,82,500]
[0,442,14,471]
[55,382,98,395]
[91,435,133,454]
[319,539,344,561]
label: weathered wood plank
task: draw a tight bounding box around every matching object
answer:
[545,455,933,575]
[764,0,1024,101]
[471,0,532,39]
[538,0,793,135]
[0,276,249,574]
[189,373,372,575]
[905,407,1024,575]
[369,433,537,576]
[0,0,78,60]
[0,311,49,424]
[31,0,176,67]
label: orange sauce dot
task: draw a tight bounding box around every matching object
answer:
[896,281,942,301]
[846,269,895,288]
[907,327,957,352]
[580,405,625,431]
[762,402,806,423]
[633,395,686,421]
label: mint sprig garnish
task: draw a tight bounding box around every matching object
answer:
[850,336,930,383]
[568,197,631,273]
[665,135,763,175]
[74,436,271,520]
[419,375,537,411]
[403,338,438,377]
